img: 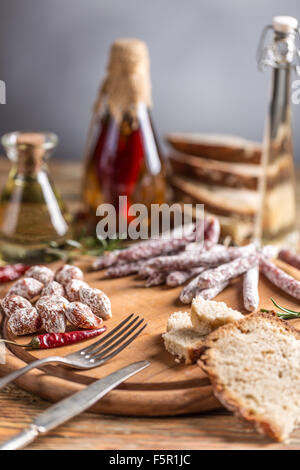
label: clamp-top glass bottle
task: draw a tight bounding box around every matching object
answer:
[256,16,300,248]
[0,131,71,261]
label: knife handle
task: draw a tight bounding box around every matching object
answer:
[0,424,39,450]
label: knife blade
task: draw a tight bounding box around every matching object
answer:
[0,360,150,450]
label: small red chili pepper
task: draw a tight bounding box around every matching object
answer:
[0,264,29,283]
[1,326,107,349]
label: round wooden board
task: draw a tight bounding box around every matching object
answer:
[1,258,300,417]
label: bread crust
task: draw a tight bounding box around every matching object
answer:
[198,312,300,442]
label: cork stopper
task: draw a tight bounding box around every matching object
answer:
[1,131,58,173]
[95,38,152,121]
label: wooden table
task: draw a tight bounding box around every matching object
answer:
[0,158,300,450]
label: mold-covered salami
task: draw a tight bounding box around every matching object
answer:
[260,258,300,300]
[203,217,220,249]
[92,250,121,270]
[65,279,89,302]
[106,261,144,278]
[197,253,258,289]
[26,265,54,285]
[1,294,32,317]
[79,287,112,320]
[197,281,229,301]
[65,302,103,329]
[145,244,256,272]
[179,275,203,304]
[8,306,41,336]
[278,248,300,270]
[36,295,69,333]
[145,271,167,287]
[243,265,259,312]
[55,264,84,286]
[41,281,65,298]
[166,267,205,287]
[8,277,43,300]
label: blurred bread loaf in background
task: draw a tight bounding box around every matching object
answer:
[166,133,294,245]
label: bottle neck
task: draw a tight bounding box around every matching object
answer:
[269,66,292,139]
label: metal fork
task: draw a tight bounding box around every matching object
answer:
[0,314,147,390]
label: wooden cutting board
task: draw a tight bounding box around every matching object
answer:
[0,258,300,417]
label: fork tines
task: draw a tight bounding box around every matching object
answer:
[79,314,147,364]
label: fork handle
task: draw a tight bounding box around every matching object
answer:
[0,356,65,390]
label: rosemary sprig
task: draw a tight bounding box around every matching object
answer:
[270,298,300,320]
[259,299,300,320]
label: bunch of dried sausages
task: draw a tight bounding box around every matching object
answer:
[93,216,300,310]
[1,264,112,336]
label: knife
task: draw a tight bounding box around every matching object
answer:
[0,360,150,450]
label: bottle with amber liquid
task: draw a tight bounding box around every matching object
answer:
[81,39,166,235]
[256,16,300,248]
[0,132,71,261]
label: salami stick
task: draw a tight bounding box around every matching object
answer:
[179,277,228,304]
[197,253,258,289]
[146,243,256,272]
[260,258,300,300]
[166,267,205,287]
[243,265,259,312]
[106,261,144,278]
[92,250,121,270]
[278,248,300,270]
[145,271,167,287]
[198,281,229,301]
[179,274,206,304]
[203,217,220,249]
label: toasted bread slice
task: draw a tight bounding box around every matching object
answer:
[200,313,300,442]
[191,296,243,336]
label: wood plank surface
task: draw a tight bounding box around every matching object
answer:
[0,157,300,449]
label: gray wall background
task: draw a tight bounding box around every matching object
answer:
[1,0,300,161]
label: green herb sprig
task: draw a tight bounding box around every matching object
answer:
[260,298,300,320]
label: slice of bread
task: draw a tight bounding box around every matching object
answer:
[168,151,292,191]
[166,133,261,164]
[170,176,259,218]
[200,313,300,442]
[191,296,243,336]
[163,311,205,364]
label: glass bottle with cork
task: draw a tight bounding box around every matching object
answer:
[0,131,71,261]
[81,38,166,235]
[256,16,300,248]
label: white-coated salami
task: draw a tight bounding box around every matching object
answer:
[8,306,41,336]
[1,294,32,317]
[8,277,43,300]
[65,302,103,329]
[26,265,54,285]
[243,265,259,312]
[203,217,220,249]
[92,250,121,270]
[36,295,69,333]
[197,281,229,301]
[55,264,84,286]
[145,271,167,287]
[79,287,112,320]
[106,261,144,278]
[166,267,205,287]
[197,253,258,289]
[278,248,300,270]
[41,281,65,298]
[260,258,300,300]
[65,279,89,302]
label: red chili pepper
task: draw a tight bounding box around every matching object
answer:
[0,264,29,283]
[2,326,107,349]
